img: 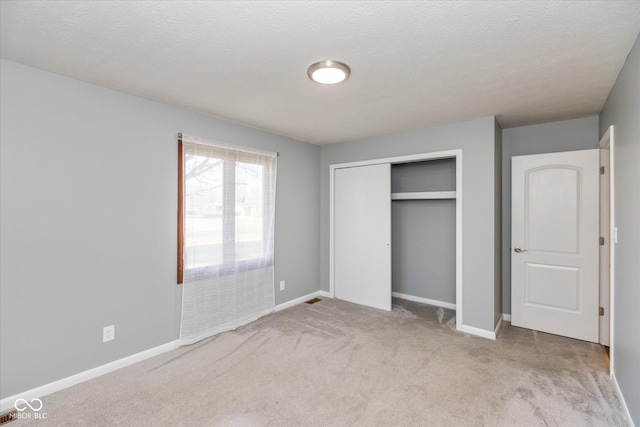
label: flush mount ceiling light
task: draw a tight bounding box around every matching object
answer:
[307,60,351,84]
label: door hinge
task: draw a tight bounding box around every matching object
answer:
[600,166,605,175]
[599,307,605,316]
[600,236,605,245]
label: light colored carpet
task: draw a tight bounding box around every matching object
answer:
[12,298,627,426]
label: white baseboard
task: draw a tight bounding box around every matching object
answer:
[0,340,180,413]
[392,292,456,310]
[494,314,504,338]
[612,372,635,427]
[503,314,511,322]
[274,290,332,312]
[457,324,496,340]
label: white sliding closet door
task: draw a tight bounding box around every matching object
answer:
[334,164,391,311]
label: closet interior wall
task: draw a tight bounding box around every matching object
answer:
[391,158,457,306]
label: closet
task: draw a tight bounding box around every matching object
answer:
[391,159,456,308]
[331,150,461,319]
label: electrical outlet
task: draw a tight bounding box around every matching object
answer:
[103,325,115,342]
[279,280,285,291]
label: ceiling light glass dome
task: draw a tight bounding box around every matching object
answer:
[307,60,350,84]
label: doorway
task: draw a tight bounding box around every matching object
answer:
[511,146,613,345]
[598,125,615,375]
[511,149,600,342]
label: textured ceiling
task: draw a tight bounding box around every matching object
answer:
[1,1,639,144]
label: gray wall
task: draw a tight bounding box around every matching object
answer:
[501,116,599,315]
[0,59,321,398]
[391,159,456,303]
[320,116,501,332]
[599,34,640,426]
[391,159,456,193]
[392,201,456,303]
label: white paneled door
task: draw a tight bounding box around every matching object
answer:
[334,164,391,311]
[512,150,599,342]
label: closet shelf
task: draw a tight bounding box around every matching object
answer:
[391,191,456,200]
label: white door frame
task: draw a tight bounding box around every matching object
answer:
[599,125,615,375]
[599,147,610,347]
[330,149,463,332]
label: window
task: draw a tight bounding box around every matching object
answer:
[177,134,276,284]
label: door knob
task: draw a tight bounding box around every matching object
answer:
[514,247,528,253]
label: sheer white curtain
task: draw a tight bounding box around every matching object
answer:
[179,133,277,345]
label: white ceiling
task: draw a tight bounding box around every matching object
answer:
[1,1,639,145]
